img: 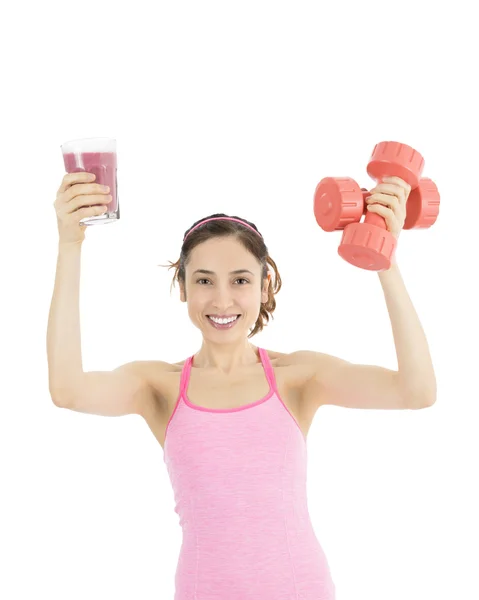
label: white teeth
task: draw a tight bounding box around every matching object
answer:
[209,315,238,324]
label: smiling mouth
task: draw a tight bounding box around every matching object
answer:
[206,315,242,328]
[206,315,241,319]
[207,315,241,321]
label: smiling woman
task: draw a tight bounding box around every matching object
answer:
[160,212,282,338]
[147,214,336,597]
[48,195,437,599]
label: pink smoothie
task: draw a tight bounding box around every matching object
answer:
[63,151,118,213]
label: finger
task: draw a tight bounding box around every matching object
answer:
[367,205,392,230]
[367,204,400,235]
[367,202,393,213]
[381,176,411,196]
[58,171,96,194]
[58,194,111,218]
[63,182,109,204]
[372,183,407,205]
[366,192,400,212]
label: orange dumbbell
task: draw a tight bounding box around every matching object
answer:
[313,141,440,271]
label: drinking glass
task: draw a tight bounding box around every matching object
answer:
[61,137,119,225]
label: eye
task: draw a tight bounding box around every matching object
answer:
[196,278,250,285]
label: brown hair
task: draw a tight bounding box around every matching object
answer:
[159,213,282,338]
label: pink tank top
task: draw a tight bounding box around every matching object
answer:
[163,347,336,600]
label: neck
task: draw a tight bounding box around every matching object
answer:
[193,341,259,374]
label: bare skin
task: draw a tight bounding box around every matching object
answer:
[140,347,317,450]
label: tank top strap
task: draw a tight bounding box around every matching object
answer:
[180,349,278,397]
[258,347,279,396]
[179,355,194,396]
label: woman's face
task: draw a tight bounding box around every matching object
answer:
[180,237,269,337]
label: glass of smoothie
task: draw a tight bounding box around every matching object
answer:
[61,137,119,226]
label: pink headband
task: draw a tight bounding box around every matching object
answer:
[183,217,263,242]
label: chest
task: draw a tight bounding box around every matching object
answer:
[149,358,312,449]
[185,367,276,409]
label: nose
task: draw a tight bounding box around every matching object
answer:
[212,287,236,311]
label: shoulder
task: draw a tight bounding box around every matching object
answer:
[126,359,173,401]
[278,350,323,388]
[271,350,342,398]
[284,349,349,384]
[269,349,329,393]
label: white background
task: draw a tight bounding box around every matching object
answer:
[1,1,478,599]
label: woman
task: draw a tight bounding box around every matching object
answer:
[48,171,436,600]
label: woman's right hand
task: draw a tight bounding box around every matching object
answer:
[54,172,112,245]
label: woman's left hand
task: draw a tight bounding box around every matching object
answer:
[365,176,412,240]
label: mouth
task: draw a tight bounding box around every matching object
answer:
[206,315,241,330]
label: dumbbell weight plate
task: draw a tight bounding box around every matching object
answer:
[367,141,425,189]
[404,178,440,229]
[313,177,365,231]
